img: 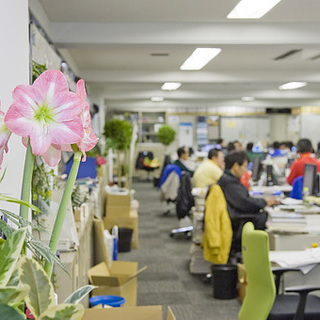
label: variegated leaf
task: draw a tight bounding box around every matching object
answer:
[0,285,30,305]
[0,302,26,320]
[0,228,27,287]
[37,303,84,320]
[18,256,55,318]
[63,285,95,304]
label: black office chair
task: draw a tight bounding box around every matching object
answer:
[170,172,194,239]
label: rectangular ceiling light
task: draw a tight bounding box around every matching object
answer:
[151,96,164,102]
[180,48,221,71]
[161,82,181,91]
[279,82,307,90]
[227,0,282,19]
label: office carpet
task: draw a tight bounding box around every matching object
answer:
[118,181,240,320]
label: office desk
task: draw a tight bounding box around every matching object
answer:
[269,249,320,296]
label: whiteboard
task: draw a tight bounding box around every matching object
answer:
[221,116,270,143]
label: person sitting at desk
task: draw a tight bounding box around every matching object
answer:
[286,138,320,185]
[193,148,225,188]
[173,146,195,177]
[218,150,279,230]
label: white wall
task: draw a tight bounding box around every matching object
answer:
[0,0,29,212]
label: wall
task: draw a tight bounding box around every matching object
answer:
[0,0,29,212]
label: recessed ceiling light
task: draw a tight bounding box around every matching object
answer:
[161,82,181,91]
[151,97,164,102]
[242,96,255,102]
[227,0,282,19]
[180,48,221,71]
[278,82,307,90]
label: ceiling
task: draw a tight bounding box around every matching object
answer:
[31,0,320,113]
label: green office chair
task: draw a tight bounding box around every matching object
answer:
[238,222,276,320]
[239,222,320,320]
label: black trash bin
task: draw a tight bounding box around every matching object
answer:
[211,264,238,299]
[118,228,133,252]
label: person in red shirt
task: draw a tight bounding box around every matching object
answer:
[286,138,320,185]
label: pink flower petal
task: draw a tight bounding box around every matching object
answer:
[50,119,84,145]
[42,145,62,167]
[76,79,87,101]
[33,69,70,101]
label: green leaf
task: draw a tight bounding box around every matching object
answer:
[0,220,13,239]
[7,268,19,287]
[0,195,40,212]
[0,302,26,320]
[28,239,69,275]
[38,304,84,320]
[0,285,30,305]
[63,285,95,304]
[18,256,55,318]
[0,228,27,287]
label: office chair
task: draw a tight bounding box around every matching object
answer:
[170,171,194,239]
[290,176,303,200]
[239,222,320,320]
[202,183,233,265]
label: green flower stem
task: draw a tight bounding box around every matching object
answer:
[20,142,35,221]
[44,151,82,277]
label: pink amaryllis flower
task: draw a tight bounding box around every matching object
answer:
[0,101,12,169]
[4,70,84,159]
[31,79,98,167]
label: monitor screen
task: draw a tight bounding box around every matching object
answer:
[251,156,262,182]
[303,163,317,195]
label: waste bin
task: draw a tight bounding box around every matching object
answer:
[118,228,133,252]
[89,295,126,307]
[211,263,238,299]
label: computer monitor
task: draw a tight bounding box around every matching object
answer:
[303,163,318,195]
[251,156,262,182]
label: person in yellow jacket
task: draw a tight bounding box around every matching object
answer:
[202,183,233,264]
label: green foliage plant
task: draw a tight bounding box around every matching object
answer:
[157,125,176,146]
[0,227,94,319]
[104,118,133,151]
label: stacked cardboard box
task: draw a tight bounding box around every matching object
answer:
[88,260,147,307]
[104,188,139,248]
[83,305,176,320]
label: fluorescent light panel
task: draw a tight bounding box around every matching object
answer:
[180,48,221,71]
[227,0,282,19]
[279,82,307,90]
[242,96,255,102]
[151,96,164,102]
[161,82,181,91]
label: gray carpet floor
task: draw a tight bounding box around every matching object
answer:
[118,181,241,320]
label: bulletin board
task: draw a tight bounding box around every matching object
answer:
[179,122,193,147]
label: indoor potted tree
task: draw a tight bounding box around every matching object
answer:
[104,119,133,187]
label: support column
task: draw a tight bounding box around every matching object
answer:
[0,0,30,212]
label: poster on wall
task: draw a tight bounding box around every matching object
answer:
[179,122,193,147]
[196,116,208,146]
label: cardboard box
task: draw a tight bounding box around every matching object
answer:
[106,189,131,218]
[103,208,139,249]
[88,260,147,306]
[83,306,176,320]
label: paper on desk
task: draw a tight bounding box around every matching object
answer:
[280,198,303,205]
[269,248,320,274]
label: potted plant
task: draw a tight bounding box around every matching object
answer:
[0,227,93,319]
[104,119,133,187]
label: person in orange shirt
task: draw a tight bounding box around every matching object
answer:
[286,138,320,185]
